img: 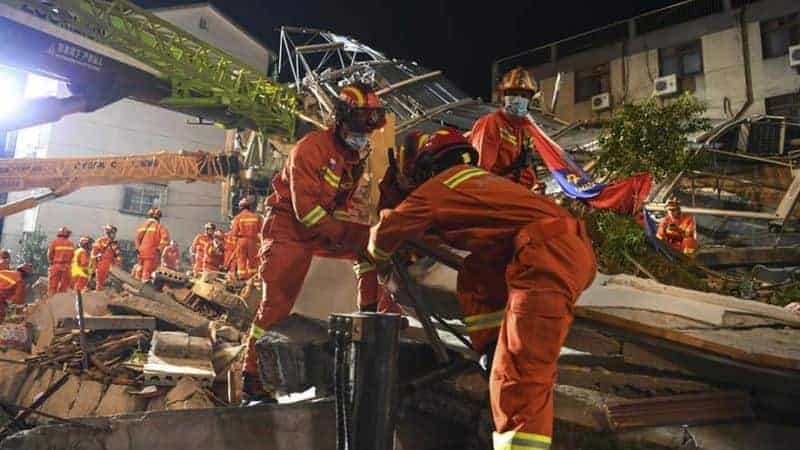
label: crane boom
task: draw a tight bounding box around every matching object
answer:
[0,0,298,136]
[0,151,238,193]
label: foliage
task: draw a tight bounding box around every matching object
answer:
[593,211,647,270]
[16,226,49,279]
[596,93,711,181]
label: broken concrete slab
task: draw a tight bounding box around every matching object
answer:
[67,379,106,418]
[108,295,209,335]
[39,375,81,424]
[164,378,214,410]
[18,368,56,408]
[144,332,215,387]
[1,399,337,450]
[0,350,32,402]
[94,384,147,417]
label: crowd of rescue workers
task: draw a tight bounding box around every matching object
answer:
[0,68,705,450]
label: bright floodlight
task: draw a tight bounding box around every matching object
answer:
[0,75,22,115]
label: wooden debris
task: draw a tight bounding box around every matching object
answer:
[108,295,210,334]
[695,246,800,268]
[58,316,156,332]
[603,391,755,430]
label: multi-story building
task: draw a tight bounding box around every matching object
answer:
[0,2,273,269]
[492,0,800,123]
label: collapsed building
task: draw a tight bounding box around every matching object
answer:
[0,1,798,450]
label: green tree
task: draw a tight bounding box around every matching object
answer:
[595,93,711,181]
[16,226,49,279]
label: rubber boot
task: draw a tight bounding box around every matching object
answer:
[241,371,277,405]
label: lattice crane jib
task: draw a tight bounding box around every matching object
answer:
[0,0,298,137]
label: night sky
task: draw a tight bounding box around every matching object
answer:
[136,0,682,99]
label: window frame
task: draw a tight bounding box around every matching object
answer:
[574,63,611,103]
[119,183,167,217]
[760,13,800,60]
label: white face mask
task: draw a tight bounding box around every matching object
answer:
[503,95,530,117]
[343,131,371,157]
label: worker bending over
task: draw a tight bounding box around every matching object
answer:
[92,225,121,291]
[470,67,542,189]
[0,264,32,322]
[229,197,262,280]
[191,223,216,276]
[48,227,74,295]
[72,236,93,292]
[656,197,697,255]
[242,82,387,402]
[368,128,596,450]
[161,240,180,271]
[135,208,170,281]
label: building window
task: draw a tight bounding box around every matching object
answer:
[765,93,800,121]
[659,41,703,92]
[120,184,167,216]
[761,14,800,59]
[117,239,137,271]
[574,64,611,103]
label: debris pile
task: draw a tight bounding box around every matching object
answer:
[0,266,254,436]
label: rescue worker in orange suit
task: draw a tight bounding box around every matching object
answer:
[48,227,74,295]
[229,198,262,280]
[91,225,121,291]
[367,128,596,450]
[242,82,388,402]
[656,197,697,256]
[161,240,180,271]
[135,208,170,281]
[470,67,543,189]
[223,229,237,275]
[203,230,226,273]
[0,264,32,322]
[191,223,216,276]
[71,236,93,292]
[0,249,11,271]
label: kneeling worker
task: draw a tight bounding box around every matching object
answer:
[368,128,596,449]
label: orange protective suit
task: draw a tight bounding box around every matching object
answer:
[71,247,92,292]
[48,237,74,295]
[161,244,180,271]
[368,165,596,448]
[470,109,539,189]
[243,129,381,376]
[191,233,213,275]
[223,231,237,274]
[656,213,697,255]
[135,219,169,281]
[229,209,263,280]
[204,241,225,272]
[0,270,25,322]
[91,237,121,291]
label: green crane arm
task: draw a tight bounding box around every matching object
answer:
[1,0,297,136]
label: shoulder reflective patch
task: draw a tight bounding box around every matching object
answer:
[321,166,341,189]
[500,127,518,145]
[443,168,488,189]
[0,272,16,285]
[301,205,328,227]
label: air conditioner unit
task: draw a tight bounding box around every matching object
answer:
[653,74,678,97]
[789,44,800,67]
[591,92,611,111]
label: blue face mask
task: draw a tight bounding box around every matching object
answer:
[503,95,530,117]
[342,131,371,157]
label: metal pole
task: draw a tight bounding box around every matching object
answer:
[330,313,402,450]
[75,290,89,371]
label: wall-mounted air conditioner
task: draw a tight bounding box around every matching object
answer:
[653,74,678,97]
[789,44,800,68]
[591,92,611,111]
